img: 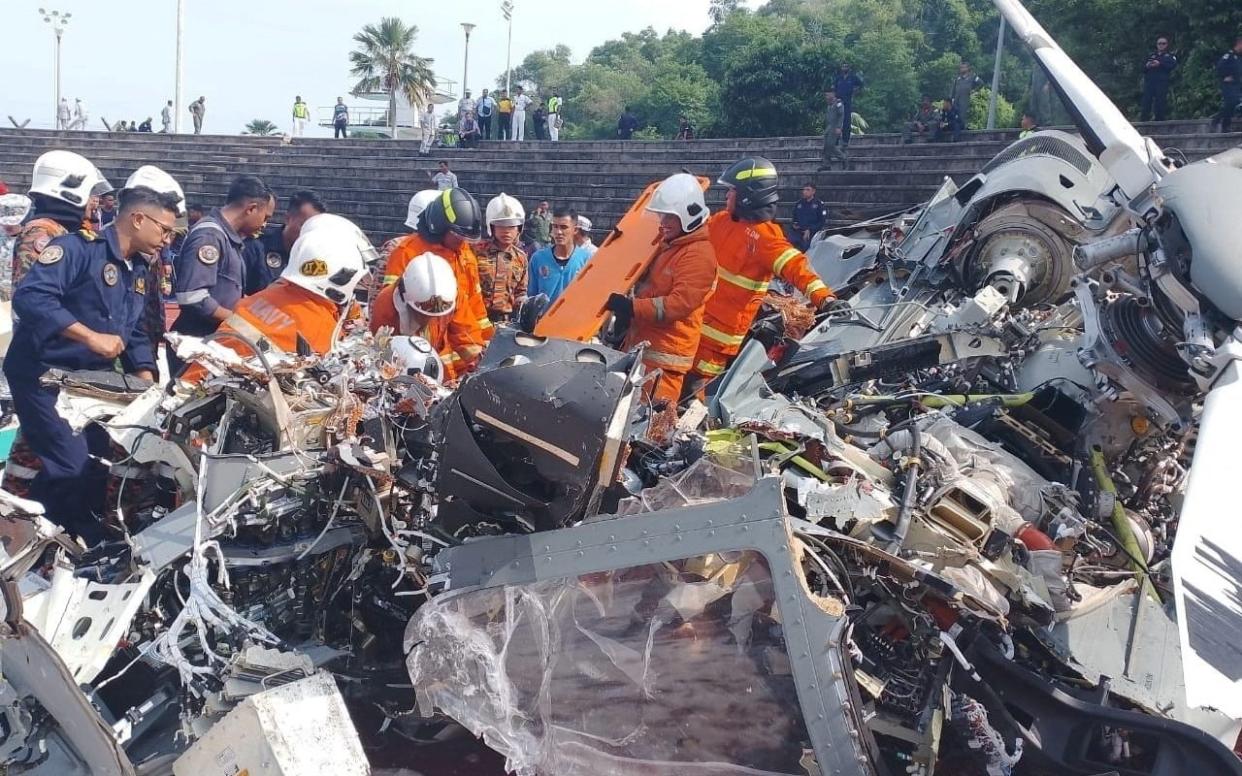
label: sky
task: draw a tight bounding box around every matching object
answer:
[2,0,762,137]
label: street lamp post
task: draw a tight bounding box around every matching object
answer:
[39,8,72,129]
[987,16,1006,130]
[461,22,476,103]
[175,0,184,134]
[501,2,514,95]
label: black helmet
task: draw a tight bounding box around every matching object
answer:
[718,156,780,210]
[419,187,484,241]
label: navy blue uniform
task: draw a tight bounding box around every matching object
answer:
[1140,51,1178,122]
[242,223,288,295]
[790,198,828,251]
[833,71,864,145]
[3,227,155,543]
[1216,50,1242,133]
[170,208,247,337]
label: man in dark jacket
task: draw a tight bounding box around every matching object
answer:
[790,185,827,251]
[617,107,639,139]
[1140,36,1178,122]
[833,63,864,146]
[1214,36,1242,133]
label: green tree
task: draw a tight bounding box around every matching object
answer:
[709,0,744,26]
[243,119,279,136]
[349,18,436,137]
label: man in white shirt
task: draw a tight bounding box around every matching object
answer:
[420,104,437,155]
[458,90,476,119]
[57,98,71,130]
[69,98,88,130]
[161,100,173,133]
[513,86,532,142]
[575,215,598,257]
[430,161,459,191]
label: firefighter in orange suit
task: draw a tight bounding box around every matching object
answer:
[605,173,718,405]
[370,252,464,380]
[687,157,840,394]
[185,214,371,375]
[380,188,491,372]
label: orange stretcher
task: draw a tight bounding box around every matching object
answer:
[534,175,711,342]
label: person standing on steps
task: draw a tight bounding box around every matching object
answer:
[189,96,206,134]
[819,88,848,171]
[547,90,563,142]
[457,89,475,120]
[420,103,436,153]
[333,97,350,139]
[617,106,639,139]
[57,98,71,130]
[833,63,864,146]
[68,98,89,130]
[790,184,827,252]
[496,91,514,140]
[161,100,173,133]
[477,88,495,140]
[1140,36,1178,122]
[950,61,983,130]
[513,86,532,141]
[292,95,310,137]
[533,102,548,141]
[1213,36,1242,134]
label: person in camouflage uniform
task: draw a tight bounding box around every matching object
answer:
[479,193,529,322]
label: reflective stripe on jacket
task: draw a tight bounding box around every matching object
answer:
[699,211,832,356]
[623,226,717,376]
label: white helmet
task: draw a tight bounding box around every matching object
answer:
[400,253,458,317]
[282,215,368,304]
[124,165,186,216]
[485,193,525,232]
[405,189,440,230]
[576,215,592,233]
[299,213,379,266]
[0,194,33,227]
[29,150,111,208]
[646,173,708,233]
[389,336,444,383]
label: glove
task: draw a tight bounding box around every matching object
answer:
[605,293,633,318]
[818,297,851,316]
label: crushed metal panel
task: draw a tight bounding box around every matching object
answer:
[407,479,872,776]
[1172,359,1242,719]
[173,671,369,776]
[432,330,642,533]
[1048,581,1242,744]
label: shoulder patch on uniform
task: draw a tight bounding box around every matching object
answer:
[198,244,220,265]
[265,251,283,269]
[37,245,64,265]
[102,263,119,286]
[134,276,146,295]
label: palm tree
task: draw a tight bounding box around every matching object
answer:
[244,119,280,136]
[349,17,436,138]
